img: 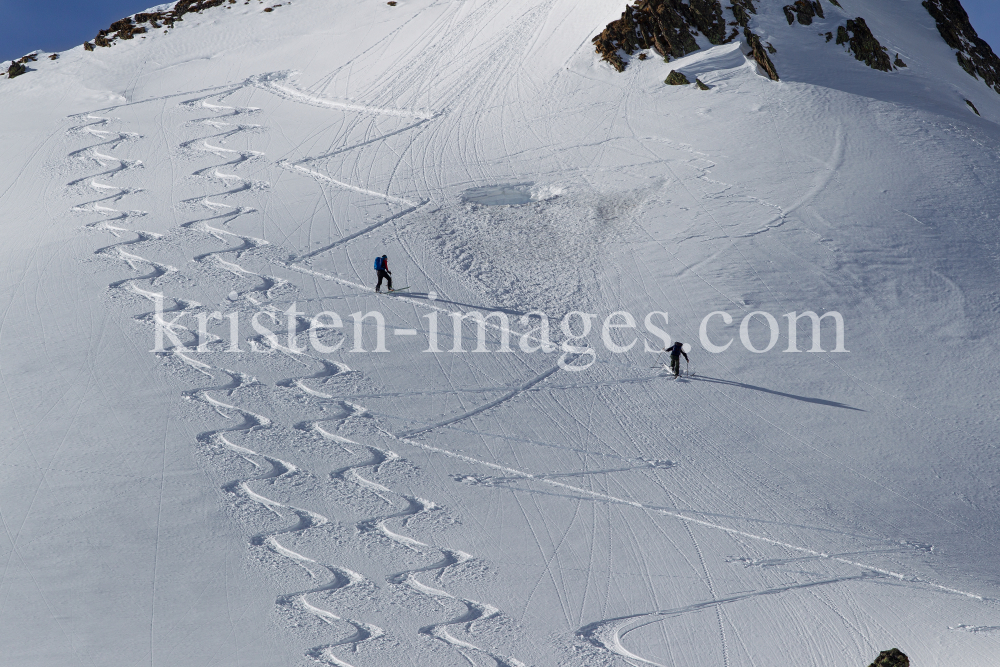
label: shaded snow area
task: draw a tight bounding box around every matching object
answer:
[2,0,1000,665]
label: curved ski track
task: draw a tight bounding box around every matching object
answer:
[184,372,383,666]
[296,386,526,667]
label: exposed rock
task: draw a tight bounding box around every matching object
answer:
[7,61,27,79]
[744,28,779,80]
[665,70,691,84]
[637,52,648,60]
[836,17,892,72]
[783,1,824,26]
[593,0,730,72]
[84,42,95,51]
[18,53,38,63]
[110,18,137,39]
[824,31,833,42]
[828,0,841,6]
[729,0,756,28]
[88,0,229,50]
[867,648,909,667]
[923,0,1000,94]
[765,41,776,53]
[894,53,907,67]
[966,98,980,115]
[48,54,58,60]
[594,0,776,79]
[695,77,710,89]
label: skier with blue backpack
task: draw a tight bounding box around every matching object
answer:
[374,254,393,292]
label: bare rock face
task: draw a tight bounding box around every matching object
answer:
[7,61,27,79]
[835,17,893,72]
[729,0,756,27]
[665,70,690,84]
[744,28,780,80]
[592,0,731,72]
[923,0,1000,94]
[966,99,981,115]
[593,0,780,79]
[783,1,824,26]
[592,0,781,79]
[867,648,909,667]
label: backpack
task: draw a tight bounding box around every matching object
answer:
[374,257,383,271]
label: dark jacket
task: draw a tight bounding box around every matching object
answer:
[668,342,689,361]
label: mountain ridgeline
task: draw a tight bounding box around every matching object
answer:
[923,0,1000,93]
[593,0,1000,95]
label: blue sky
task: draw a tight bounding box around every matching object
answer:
[1,0,999,68]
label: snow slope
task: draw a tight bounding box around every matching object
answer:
[2,0,1000,665]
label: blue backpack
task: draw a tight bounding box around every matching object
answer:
[374,257,384,271]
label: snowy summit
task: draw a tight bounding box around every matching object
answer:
[2,0,1000,665]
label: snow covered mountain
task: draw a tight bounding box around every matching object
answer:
[2,0,1000,665]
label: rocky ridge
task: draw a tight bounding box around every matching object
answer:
[594,0,996,91]
[592,0,780,80]
[85,0,235,50]
[923,0,1000,94]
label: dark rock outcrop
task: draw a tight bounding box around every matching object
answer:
[783,1,824,26]
[87,0,231,51]
[923,0,1000,94]
[744,28,779,80]
[894,53,907,67]
[7,61,27,79]
[867,648,909,667]
[966,98,980,115]
[593,0,777,80]
[729,0,756,28]
[592,0,730,72]
[665,70,691,84]
[695,77,710,89]
[836,17,893,72]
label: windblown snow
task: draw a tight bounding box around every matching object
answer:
[2,0,1000,665]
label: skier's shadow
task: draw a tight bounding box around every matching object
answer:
[687,374,864,411]
[405,293,526,316]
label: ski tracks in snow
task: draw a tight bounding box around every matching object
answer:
[184,371,384,665]
[71,77,525,664]
[290,374,527,667]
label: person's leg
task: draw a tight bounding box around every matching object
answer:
[376,271,384,292]
[386,271,393,290]
[671,355,679,376]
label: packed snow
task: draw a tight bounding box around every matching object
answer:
[2,0,1000,665]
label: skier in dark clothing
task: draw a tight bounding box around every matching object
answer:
[667,341,689,377]
[374,254,393,292]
